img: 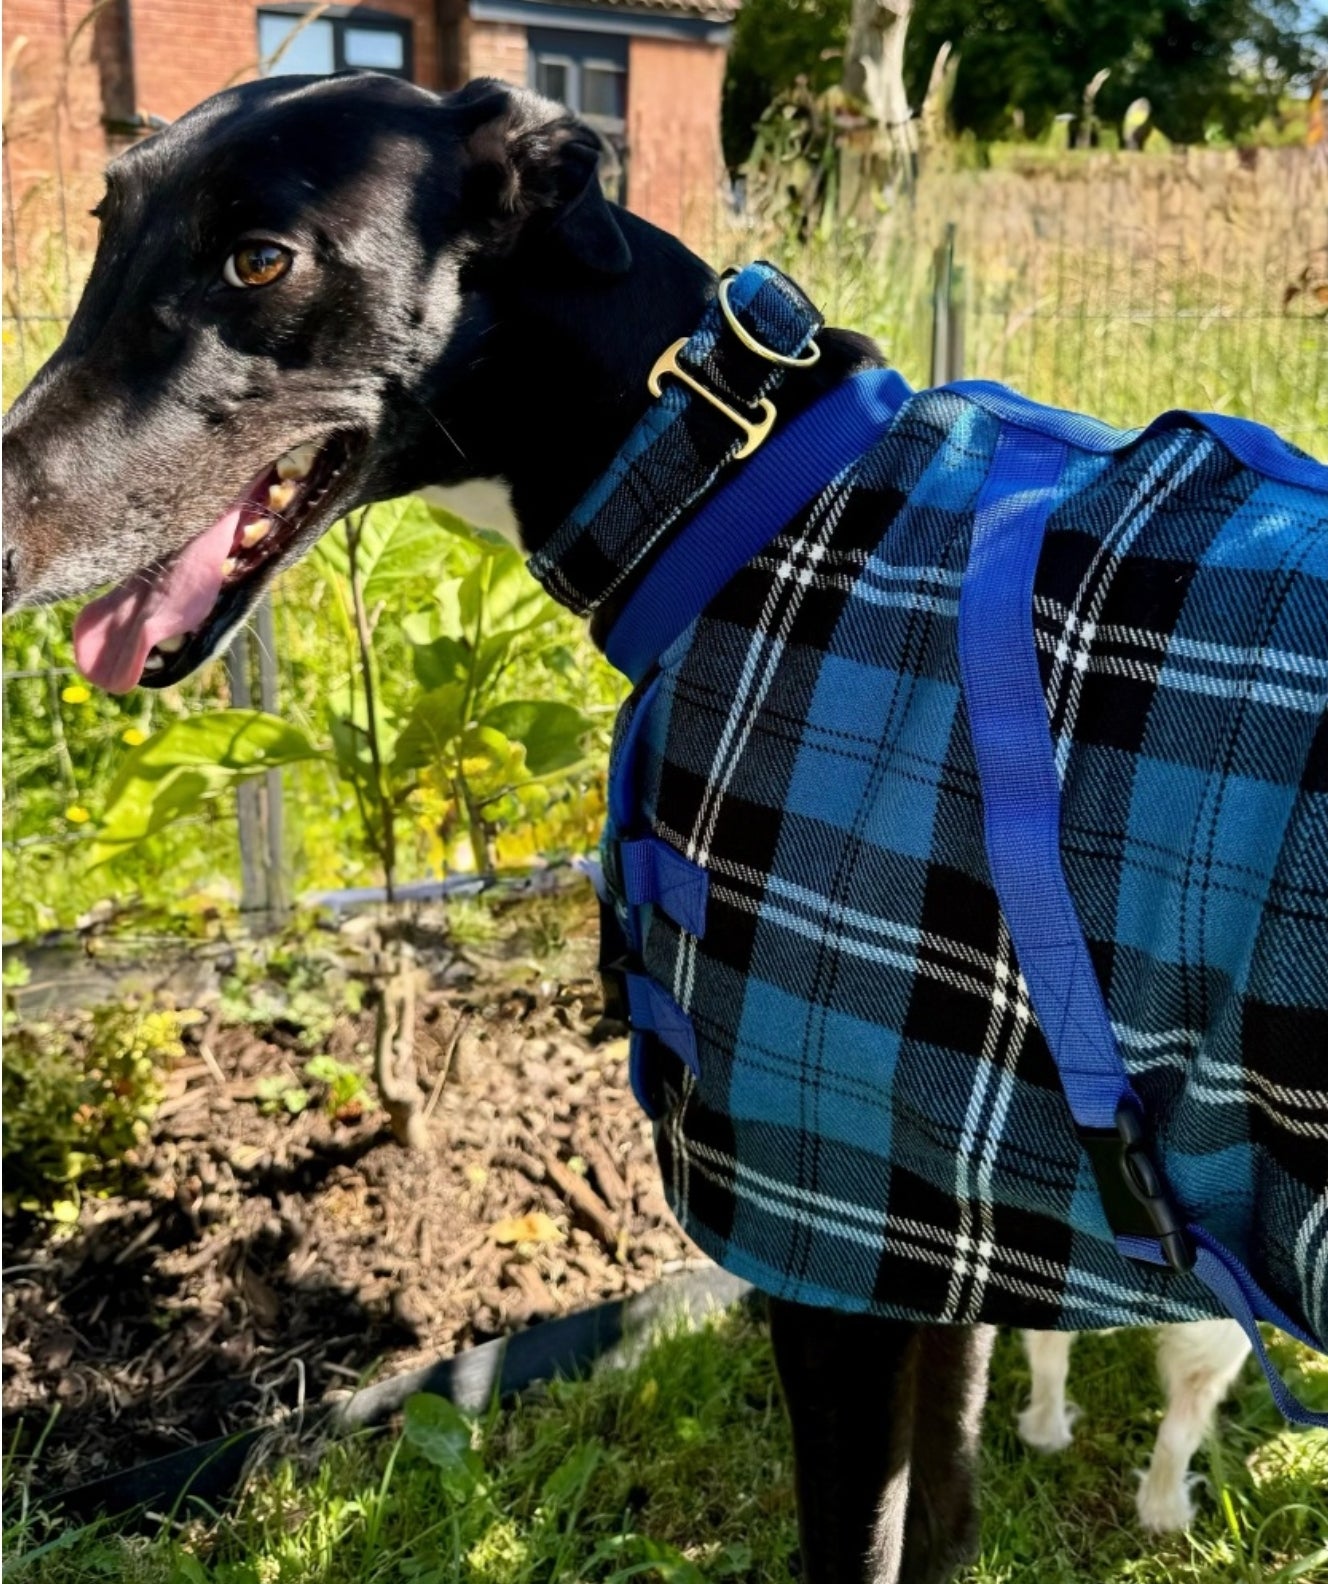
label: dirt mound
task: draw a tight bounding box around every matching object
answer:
[3,940,699,1498]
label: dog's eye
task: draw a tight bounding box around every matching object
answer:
[223,242,292,289]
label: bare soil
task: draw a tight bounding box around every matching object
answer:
[2,904,700,1499]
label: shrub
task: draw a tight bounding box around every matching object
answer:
[1,994,191,1214]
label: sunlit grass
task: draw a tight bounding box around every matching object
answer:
[5,1312,1325,1582]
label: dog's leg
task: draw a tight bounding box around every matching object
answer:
[1016,1330,1079,1452]
[768,1299,921,1584]
[1135,1319,1250,1532]
[890,1323,995,1584]
[769,1301,991,1584]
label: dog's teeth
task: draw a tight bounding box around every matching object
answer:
[242,516,274,546]
[220,557,238,578]
[276,443,318,481]
[155,633,188,654]
[143,653,165,672]
[267,478,297,512]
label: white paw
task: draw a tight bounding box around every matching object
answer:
[1135,1470,1197,1533]
[1017,1401,1080,1454]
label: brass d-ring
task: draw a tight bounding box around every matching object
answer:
[718,275,822,368]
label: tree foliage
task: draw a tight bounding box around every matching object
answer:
[723,0,850,165]
[722,0,1326,161]
[904,0,1324,143]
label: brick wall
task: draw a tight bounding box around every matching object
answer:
[131,0,442,124]
[1,4,730,292]
[1,0,446,264]
[626,36,726,245]
[3,0,114,248]
[464,20,528,88]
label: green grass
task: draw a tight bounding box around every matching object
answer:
[6,1313,1326,1583]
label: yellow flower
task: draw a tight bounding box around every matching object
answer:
[61,684,90,704]
[65,805,91,824]
[121,727,147,746]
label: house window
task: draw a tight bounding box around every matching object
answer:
[258,7,412,80]
[528,29,627,136]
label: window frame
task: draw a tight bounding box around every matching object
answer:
[527,27,627,137]
[257,5,414,82]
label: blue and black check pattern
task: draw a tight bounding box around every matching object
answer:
[586,381,1328,1337]
[528,263,822,618]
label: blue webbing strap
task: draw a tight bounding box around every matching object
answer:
[626,972,699,1077]
[959,424,1328,1427]
[606,367,914,682]
[619,836,709,938]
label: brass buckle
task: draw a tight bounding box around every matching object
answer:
[647,338,776,461]
[717,275,822,368]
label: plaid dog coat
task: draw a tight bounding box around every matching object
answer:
[531,265,1328,1414]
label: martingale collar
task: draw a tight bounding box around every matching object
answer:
[527,261,824,620]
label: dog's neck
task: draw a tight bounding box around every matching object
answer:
[429,214,882,557]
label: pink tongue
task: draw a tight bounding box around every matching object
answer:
[73,505,243,693]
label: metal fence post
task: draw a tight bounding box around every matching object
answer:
[226,595,286,922]
[226,627,267,916]
[930,221,965,385]
[255,596,287,922]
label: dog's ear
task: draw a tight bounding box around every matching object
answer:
[450,80,632,275]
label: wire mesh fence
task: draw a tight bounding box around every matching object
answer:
[922,146,1328,454]
[4,74,1326,935]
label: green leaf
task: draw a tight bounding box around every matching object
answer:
[108,711,316,779]
[168,1559,209,1584]
[359,499,458,607]
[411,636,468,691]
[459,548,558,644]
[403,1393,472,1469]
[589,1536,706,1584]
[316,500,457,609]
[481,700,589,777]
[392,684,468,774]
[422,500,516,553]
[91,712,321,864]
[402,1393,482,1498]
[465,632,515,712]
[402,579,464,646]
[539,1440,602,1504]
[328,714,371,782]
[458,725,526,792]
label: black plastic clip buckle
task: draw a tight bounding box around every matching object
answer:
[1079,1101,1195,1275]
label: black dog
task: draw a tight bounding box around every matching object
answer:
[3,75,989,1582]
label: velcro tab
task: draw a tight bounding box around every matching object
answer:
[618,837,709,938]
[625,972,699,1077]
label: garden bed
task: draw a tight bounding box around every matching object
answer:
[2,897,701,1500]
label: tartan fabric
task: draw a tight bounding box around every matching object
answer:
[587,384,1328,1336]
[528,263,822,617]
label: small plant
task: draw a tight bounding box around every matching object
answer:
[303,1053,368,1118]
[218,915,366,1049]
[1,995,192,1214]
[254,1074,311,1117]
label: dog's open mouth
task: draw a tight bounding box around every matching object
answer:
[72,437,353,693]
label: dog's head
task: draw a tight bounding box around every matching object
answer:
[1,73,630,691]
